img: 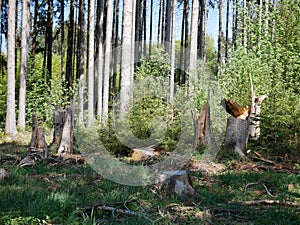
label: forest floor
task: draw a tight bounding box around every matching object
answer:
[0,135,299,224]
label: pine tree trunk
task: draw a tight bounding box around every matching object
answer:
[217,0,223,78]
[189,0,199,82]
[170,0,176,102]
[18,0,30,130]
[5,0,18,137]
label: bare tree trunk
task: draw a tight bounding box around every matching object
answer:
[120,0,133,113]
[46,0,53,83]
[18,0,30,130]
[189,0,199,82]
[183,0,189,84]
[30,0,39,71]
[217,0,223,78]
[157,0,162,45]
[112,0,119,99]
[5,0,18,137]
[170,0,176,102]
[102,0,113,123]
[164,0,171,54]
[225,0,229,59]
[149,0,153,56]
[77,0,85,125]
[87,0,95,127]
[203,0,207,64]
[61,0,65,82]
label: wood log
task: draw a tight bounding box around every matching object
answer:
[29,114,48,159]
[224,118,249,158]
[155,170,197,201]
[192,103,207,148]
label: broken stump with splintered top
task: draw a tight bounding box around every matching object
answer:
[155,170,197,201]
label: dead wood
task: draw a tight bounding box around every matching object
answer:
[50,106,65,151]
[192,103,208,148]
[230,199,300,207]
[29,114,48,159]
[155,170,198,201]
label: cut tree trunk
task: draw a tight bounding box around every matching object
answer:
[57,106,74,155]
[155,170,197,201]
[29,114,48,159]
[224,118,249,158]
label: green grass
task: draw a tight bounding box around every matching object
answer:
[0,143,300,224]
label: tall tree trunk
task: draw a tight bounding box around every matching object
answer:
[31,0,39,72]
[18,0,30,130]
[170,0,176,102]
[161,0,165,44]
[77,0,85,125]
[142,0,147,57]
[164,0,171,53]
[243,0,247,47]
[120,0,133,113]
[87,0,95,127]
[217,0,223,78]
[66,0,75,98]
[189,0,199,82]
[134,0,141,70]
[149,0,153,56]
[102,0,113,123]
[5,0,18,136]
[183,0,189,84]
[157,0,162,45]
[225,0,229,59]
[198,0,203,59]
[112,0,119,98]
[203,0,207,64]
[46,0,53,83]
[61,0,65,82]
[232,0,237,48]
[179,3,185,85]
[96,0,104,120]
[130,0,136,80]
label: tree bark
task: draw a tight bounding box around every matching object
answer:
[18,0,30,130]
[170,0,176,102]
[50,106,65,151]
[224,118,249,158]
[57,106,74,155]
[29,114,48,159]
[189,0,199,82]
[5,0,18,137]
[217,0,223,78]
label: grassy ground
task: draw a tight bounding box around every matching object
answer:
[0,142,299,224]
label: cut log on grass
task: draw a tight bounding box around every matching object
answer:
[224,118,249,159]
[29,114,48,159]
[155,170,197,201]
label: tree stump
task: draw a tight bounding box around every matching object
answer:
[50,106,65,151]
[192,103,208,148]
[224,118,249,158]
[57,106,74,155]
[29,114,48,159]
[155,170,197,201]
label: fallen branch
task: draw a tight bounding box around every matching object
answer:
[230,200,300,207]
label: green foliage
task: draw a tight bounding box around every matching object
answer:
[0,54,7,129]
[221,0,300,154]
[26,54,70,126]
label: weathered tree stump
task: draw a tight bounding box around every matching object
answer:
[155,170,197,201]
[192,103,208,148]
[224,118,249,158]
[57,106,74,155]
[29,114,48,159]
[50,106,65,151]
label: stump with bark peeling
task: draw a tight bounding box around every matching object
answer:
[29,114,48,159]
[155,170,197,201]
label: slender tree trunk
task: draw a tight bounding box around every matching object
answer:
[46,0,53,83]
[31,0,39,72]
[232,0,237,48]
[157,0,162,45]
[179,3,185,85]
[96,0,104,120]
[87,0,95,127]
[77,0,85,125]
[5,0,18,136]
[102,0,113,122]
[120,0,133,113]
[61,0,65,82]
[142,0,147,57]
[66,0,75,98]
[203,0,207,64]
[243,0,247,47]
[225,0,229,59]
[18,0,30,130]
[149,0,153,56]
[164,0,171,53]
[183,0,189,84]
[161,0,165,44]
[170,0,176,102]
[130,0,136,79]
[198,0,203,59]
[217,0,223,78]
[112,0,119,98]
[189,0,199,82]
